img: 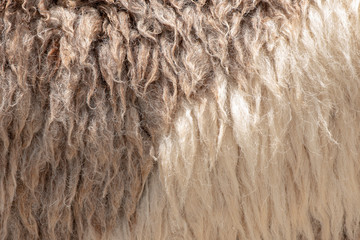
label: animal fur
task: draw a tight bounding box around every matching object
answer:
[1,0,360,239]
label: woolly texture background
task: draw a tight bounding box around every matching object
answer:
[1,0,360,239]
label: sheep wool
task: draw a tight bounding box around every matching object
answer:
[1,0,360,239]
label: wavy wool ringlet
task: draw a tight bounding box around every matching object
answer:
[1,0,360,239]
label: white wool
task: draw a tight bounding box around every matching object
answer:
[111,1,360,239]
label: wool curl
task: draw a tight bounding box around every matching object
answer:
[1,0,360,239]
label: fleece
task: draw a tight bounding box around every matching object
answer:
[1,0,360,239]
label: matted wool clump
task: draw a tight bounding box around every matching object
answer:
[1,0,360,239]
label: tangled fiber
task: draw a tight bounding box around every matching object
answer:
[1,0,360,239]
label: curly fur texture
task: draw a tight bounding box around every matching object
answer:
[1,0,360,239]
